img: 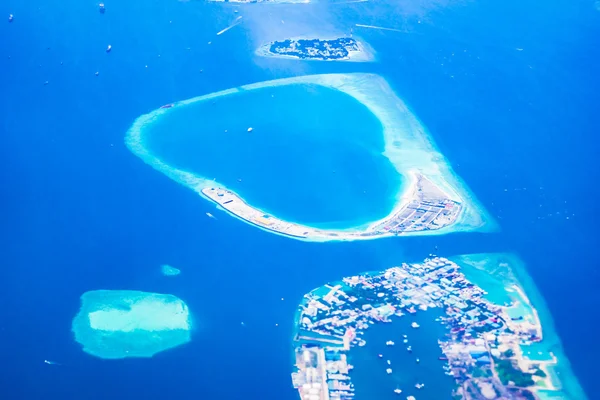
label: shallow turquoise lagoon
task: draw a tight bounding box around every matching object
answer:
[144,83,402,228]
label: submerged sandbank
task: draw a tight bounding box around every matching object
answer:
[72,290,191,359]
[125,73,496,241]
[161,264,181,276]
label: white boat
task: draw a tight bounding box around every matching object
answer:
[386,368,392,374]
[411,322,420,329]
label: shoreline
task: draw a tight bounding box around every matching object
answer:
[125,73,496,242]
[452,253,587,400]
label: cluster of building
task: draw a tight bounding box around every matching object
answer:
[269,38,360,61]
[201,173,463,241]
[369,174,462,235]
[291,257,556,400]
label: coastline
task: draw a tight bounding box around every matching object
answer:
[125,73,496,242]
[292,253,586,400]
[452,253,587,400]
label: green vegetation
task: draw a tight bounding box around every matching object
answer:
[471,366,491,378]
[495,358,535,387]
[503,349,515,358]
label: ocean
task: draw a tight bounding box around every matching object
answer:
[1,0,598,399]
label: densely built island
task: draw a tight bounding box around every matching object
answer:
[290,254,586,400]
[125,73,496,242]
[256,37,374,62]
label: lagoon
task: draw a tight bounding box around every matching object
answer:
[349,310,455,400]
[143,83,401,229]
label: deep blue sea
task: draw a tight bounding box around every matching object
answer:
[1,0,599,399]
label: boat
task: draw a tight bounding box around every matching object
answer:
[387,360,391,365]
[394,388,402,394]
[386,368,392,374]
[160,103,174,109]
[411,322,420,329]
[386,340,395,346]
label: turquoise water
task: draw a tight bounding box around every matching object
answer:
[143,83,401,228]
[454,259,513,305]
[453,254,586,399]
[349,309,455,399]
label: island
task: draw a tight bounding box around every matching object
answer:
[125,73,496,242]
[72,290,192,359]
[290,254,586,400]
[256,37,374,62]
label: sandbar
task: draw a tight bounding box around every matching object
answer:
[125,73,496,241]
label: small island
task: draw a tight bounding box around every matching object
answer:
[257,37,373,62]
[290,254,585,399]
[72,290,192,359]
